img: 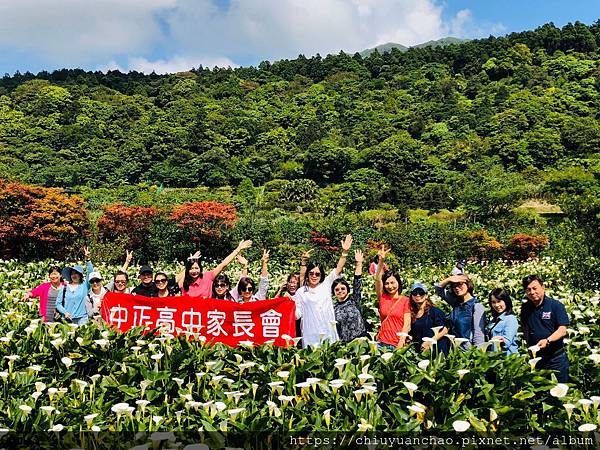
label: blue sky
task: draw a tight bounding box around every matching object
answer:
[0,0,598,75]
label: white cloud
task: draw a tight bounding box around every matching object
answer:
[128,55,237,74]
[448,8,505,38]
[0,0,505,72]
[97,55,236,74]
[163,0,503,60]
[0,0,176,65]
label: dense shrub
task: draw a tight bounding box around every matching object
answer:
[0,180,89,259]
[504,233,549,260]
[97,204,162,251]
[169,201,238,257]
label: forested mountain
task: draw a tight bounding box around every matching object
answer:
[1,21,598,202]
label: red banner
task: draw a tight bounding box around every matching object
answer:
[100,292,296,347]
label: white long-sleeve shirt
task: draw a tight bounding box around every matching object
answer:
[293,269,340,348]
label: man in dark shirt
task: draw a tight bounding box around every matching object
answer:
[132,265,158,297]
[520,275,570,382]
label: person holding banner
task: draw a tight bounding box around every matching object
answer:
[294,235,353,348]
[231,250,270,302]
[154,272,181,297]
[274,272,302,342]
[178,240,253,298]
[212,274,235,301]
[106,250,133,294]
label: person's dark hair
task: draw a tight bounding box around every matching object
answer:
[114,270,129,282]
[237,277,256,295]
[488,288,514,317]
[382,270,403,295]
[373,255,380,264]
[183,259,203,292]
[305,262,326,285]
[450,276,474,295]
[287,272,300,283]
[48,265,62,276]
[522,274,544,290]
[331,278,351,299]
[212,274,232,299]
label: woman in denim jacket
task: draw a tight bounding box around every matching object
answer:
[486,288,519,355]
[435,272,487,351]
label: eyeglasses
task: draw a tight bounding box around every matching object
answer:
[215,283,228,288]
[308,271,321,277]
[411,289,426,297]
[241,286,255,292]
[154,278,168,284]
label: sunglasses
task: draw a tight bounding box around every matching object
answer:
[411,289,426,297]
[215,283,228,288]
[114,280,127,284]
[308,271,321,276]
[154,278,168,284]
[241,286,255,292]
[90,279,102,284]
[451,282,467,288]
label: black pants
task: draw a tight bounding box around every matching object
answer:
[539,351,569,382]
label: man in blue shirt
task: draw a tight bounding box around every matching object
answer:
[520,275,570,382]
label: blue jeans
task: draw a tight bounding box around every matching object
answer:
[71,316,89,326]
[539,351,569,382]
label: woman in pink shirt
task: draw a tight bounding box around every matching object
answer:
[22,265,65,322]
[178,239,252,297]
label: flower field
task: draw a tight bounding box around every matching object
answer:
[0,258,598,447]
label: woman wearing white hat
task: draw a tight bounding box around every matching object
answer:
[86,271,106,324]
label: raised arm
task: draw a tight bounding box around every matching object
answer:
[375,245,390,299]
[354,249,364,277]
[121,250,133,272]
[83,246,93,290]
[299,249,312,286]
[237,254,249,277]
[434,275,464,307]
[334,234,353,276]
[260,249,269,277]
[350,249,364,306]
[213,240,253,277]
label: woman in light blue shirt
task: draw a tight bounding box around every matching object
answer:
[56,248,93,325]
[486,288,519,355]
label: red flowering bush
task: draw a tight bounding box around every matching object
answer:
[0,180,89,259]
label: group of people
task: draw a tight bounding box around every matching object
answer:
[22,237,571,382]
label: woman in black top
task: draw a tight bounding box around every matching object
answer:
[409,282,450,355]
[332,249,368,343]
